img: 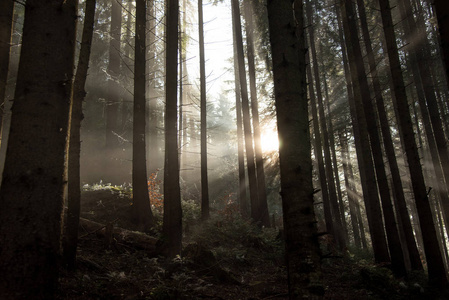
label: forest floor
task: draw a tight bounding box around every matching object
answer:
[57,187,448,300]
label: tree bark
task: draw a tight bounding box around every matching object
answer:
[340,0,391,264]
[306,0,346,249]
[231,0,260,225]
[198,0,210,221]
[243,0,270,227]
[339,132,362,249]
[122,0,133,135]
[178,7,183,167]
[148,0,160,175]
[377,0,448,286]
[0,0,13,136]
[398,0,449,236]
[322,68,348,244]
[133,0,154,232]
[64,0,97,270]
[356,0,422,271]
[307,54,336,247]
[231,15,249,218]
[162,0,182,258]
[433,0,449,86]
[267,0,323,297]
[343,0,406,276]
[0,1,78,298]
[181,0,189,173]
[335,2,369,251]
[105,0,122,149]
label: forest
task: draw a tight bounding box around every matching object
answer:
[0,0,449,299]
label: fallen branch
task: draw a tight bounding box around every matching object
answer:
[79,217,157,251]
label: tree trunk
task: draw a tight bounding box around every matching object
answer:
[231,16,249,218]
[306,0,346,249]
[307,54,336,247]
[64,0,96,271]
[0,1,78,298]
[335,2,369,251]
[162,0,182,258]
[433,0,449,86]
[122,0,133,134]
[105,0,122,149]
[343,0,406,276]
[148,0,160,175]
[231,0,260,225]
[354,195,368,250]
[339,132,362,249]
[340,0,391,264]
[133,0,154,232]
[335,1,365,250]
[0,0,13,137]
[322,68,348,244]
[178,8,183,166]
[181,0,189,172]
[267,0,323,297]
[378,0,448,286]
[398,0,449,235]
[198,0,210,221]
[356,0,422,271]
[243,0,270,227]
[400,17,449,240]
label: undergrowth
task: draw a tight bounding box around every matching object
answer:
[186,211,284,268]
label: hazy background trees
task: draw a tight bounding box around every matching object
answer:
[1,0,449,297]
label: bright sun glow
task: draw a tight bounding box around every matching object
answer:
[260,129,280,153]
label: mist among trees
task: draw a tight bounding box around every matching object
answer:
[1,0,449,299]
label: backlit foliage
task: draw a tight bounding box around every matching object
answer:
[148,170,163,212]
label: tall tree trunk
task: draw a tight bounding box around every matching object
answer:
[340,0,391,264]
[433,192,449,269]
[181,0,188,171]
[433,0,449,86]
[122,0,133,133]
[243,0,270,227]
[339,131,362,249]
[398,15,449,239]
[231,0,260,225]
[231,16,249,218]
[267,0,323,297]
[343,139,368,250]
[133,0,154,231]
[307,54,336,247]
[198,0,210,220]
[322,68,348,243]
[64,0,96,270]
[105,0,122,149]
[0,1,78,298]
[378,0,448,286]
[398,0,449,234]
[355,195,368,250]
[178,8,183,165]
[335,1,368,251]
[162,0,182,258]
[148,0,160,175]
[306,0,346,249]
[356,0,422,271]
[343,0,406,276]
[0,0,13,137]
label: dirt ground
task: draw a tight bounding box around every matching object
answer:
[56,188,445,300]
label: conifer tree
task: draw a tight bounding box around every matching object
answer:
[0,1,78,297]
[267,0,323,297]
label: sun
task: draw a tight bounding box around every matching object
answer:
[260,128,280,153]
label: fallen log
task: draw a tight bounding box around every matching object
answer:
[79,217,157,251]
